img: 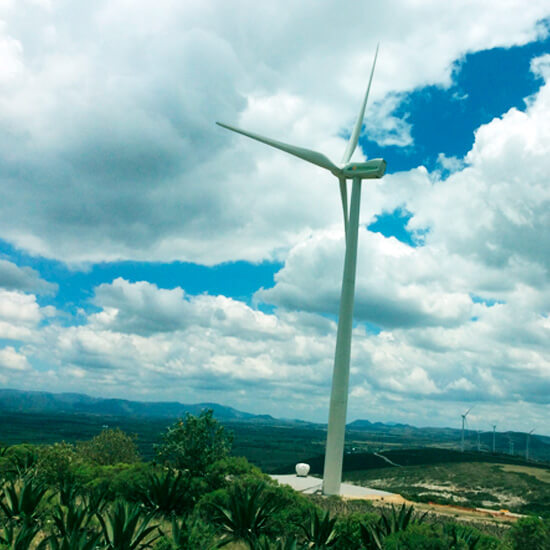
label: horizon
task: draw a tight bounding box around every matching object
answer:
[0,2,548,434]
[2,386,549,438]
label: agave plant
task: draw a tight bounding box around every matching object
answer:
[445,523,481,550]
[139,469,191,516]
[169,514,189,549]
[209,482,283,549]
[0,477,49,524]
[57,475,82,507]
[81,487,109,516]
[96,500,162,550]
[359,504,427,550]
[300,509,338,549]
[0,522,41,550]
[8,450,38,477]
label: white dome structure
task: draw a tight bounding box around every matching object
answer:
[295,463,310,477]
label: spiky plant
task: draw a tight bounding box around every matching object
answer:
[444,523,481,549]
[359,504,427,550]
[209,482,283,549]
[300,509,338,549]
[0,522,41,550]
[8,450,38,477]
[139,470,191,516]
[0,477,49,525]
[57,476,82,507]
[81,487,109,516]
[96,500,162,550]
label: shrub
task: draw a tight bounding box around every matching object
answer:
[155,410,232,476]
[383,523,448,550]
[506,516,549,550]
[36,442,78,485]
[77,428,140,466]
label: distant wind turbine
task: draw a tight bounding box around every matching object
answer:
[525,428,535,461]
[492,424,496,454]
[461,407,472,452]
[217,46,385,495]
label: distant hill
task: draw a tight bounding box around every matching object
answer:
[1,388,548,460]
[0,388,268,421]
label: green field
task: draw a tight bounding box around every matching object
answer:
[2,410,549,517]
[345,461,550,515]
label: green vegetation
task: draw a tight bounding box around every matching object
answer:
[0,410,549,548]
[344,460,550,515]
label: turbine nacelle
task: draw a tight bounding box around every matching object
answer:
[341,159,386,179]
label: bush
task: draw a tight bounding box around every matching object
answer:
[80,462,153,502]
[36,442,78,485]
[506,516,549,550]
[334,511,379,550]
[77,428,140,466]
[155,410,232,477]
[383,524,448,550]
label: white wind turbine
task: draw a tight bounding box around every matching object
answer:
[460,407,472,452]
[217,46,385,495]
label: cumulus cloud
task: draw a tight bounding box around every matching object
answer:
[0,1,548,264]
[3,276,542,430]
[0,259,57,294]
[0,1,548,430]
[0,289,52,340]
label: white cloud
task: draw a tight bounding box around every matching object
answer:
[0,1,548,431]
[0,1,547,264]
[0,346,29,371]
[0,259,57,294]
[6,277,544,431]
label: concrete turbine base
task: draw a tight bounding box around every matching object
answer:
[271,474,404,502]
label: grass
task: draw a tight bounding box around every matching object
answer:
[498,464,550,483]
[344,461,550,515]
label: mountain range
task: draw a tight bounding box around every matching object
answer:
[1,389,549,454]
[0,388,264,421]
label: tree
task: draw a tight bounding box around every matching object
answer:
[155,409,233,476]
[507,516,549,550]
[77,428,140,466]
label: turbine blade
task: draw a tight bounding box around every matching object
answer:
[341,43,379,164]
[217,122,340,174]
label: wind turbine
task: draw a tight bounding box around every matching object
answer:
[525,428,535,461]
[217,46,385,495]
[492,424,496,454]
[461,407,472,452]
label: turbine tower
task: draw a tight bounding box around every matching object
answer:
[461,407,471,452]
[525,428,535,461]
[217,46,385,495]
[492,424,496,453]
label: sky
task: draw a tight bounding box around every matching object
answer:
[0,0,549,435]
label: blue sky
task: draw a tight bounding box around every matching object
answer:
[0,1,549,433]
